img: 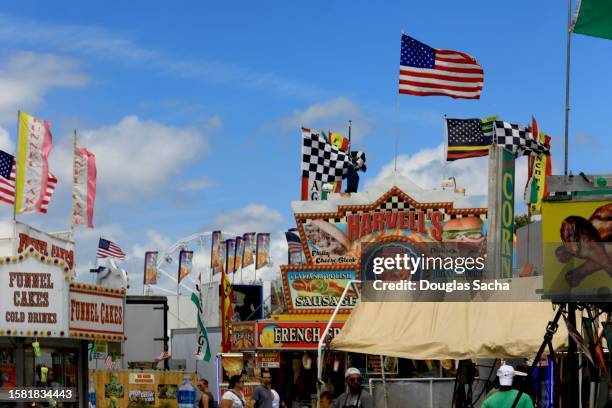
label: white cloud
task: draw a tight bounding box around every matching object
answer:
[0,52,88,124]
[0,14,325,99]
[0,126,13,152]
[179,176,216,191]
[131,229,173,261]
[280,97,372,142]
[367,144,530,211]
[208,204,285,234]
[52,115,214,202]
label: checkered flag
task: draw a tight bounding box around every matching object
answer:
[301,129,350,182]
[350,151,367,172]
[494,121,549,157]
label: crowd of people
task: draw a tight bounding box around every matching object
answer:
[195,362,534,408]
[207,367,373,408]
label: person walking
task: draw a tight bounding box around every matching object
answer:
[331,368,373,408]
[482,364,534,408]
[221,375,249,408]
[252,369,274,408]
[197,378,217,408]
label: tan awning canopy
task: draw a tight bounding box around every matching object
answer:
[331,302,568,360]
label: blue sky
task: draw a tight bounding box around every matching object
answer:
[0,1,609,292]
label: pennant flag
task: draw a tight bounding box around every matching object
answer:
[572,0,612,40]
[285,228,305,265]
[242,232,256,268]
[525,118,552,215]
[301,128,351,200]
[399,34,484,99]
[143,251,158,285]
[218,240,227,275]
[211,231,222,275]
[494,121,550,157]
[97,238,126,260]
[234,236,244,272]
[225,239,236,274]
[329,132,350,151]
[445,118,495,161]
[72,145,97,228]
[191,274,212,361]
[178,249,193,283]
[220,263,234,353]
[15,112,54,214]
[1,150,56,212]
[255,233,271,270]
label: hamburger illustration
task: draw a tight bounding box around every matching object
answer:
[442,217,484,243]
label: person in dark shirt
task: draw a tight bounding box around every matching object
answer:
[252,369,274,408]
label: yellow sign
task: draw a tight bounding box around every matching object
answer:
[542,200,612,299]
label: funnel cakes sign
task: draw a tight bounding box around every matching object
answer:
[295,187,488,266]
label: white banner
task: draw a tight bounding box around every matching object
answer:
[69,286,125,337]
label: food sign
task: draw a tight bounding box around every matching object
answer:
[257,321,343,349]
[230,322,256,350]
[256,351,280,368]
[296,187,487,266]
[69,283,126,340]
[542,200,612,300]
[281,266,359,314]
[0,256,67,337]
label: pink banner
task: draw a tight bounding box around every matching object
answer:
[72,146,97,228]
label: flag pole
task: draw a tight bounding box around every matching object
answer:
[72,130,77,240]
[564,0,572,176]
[395,31,404,172]
[13,111,20,222]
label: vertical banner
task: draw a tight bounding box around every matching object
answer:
[72,145,97,228]
[218,240,227,276]
[143,251,158,285]
[285,228,305,265]
[234,236,244,272]
[528,136,552,215]
[255,233,271,270]
[211,231,222,274]
[500,149,515,278]
[191,272,212,362]
[220,264,234,353]
[225,239,236,274]
[15,112,53,214]
[242,232,256,268]
[178,250,194,283]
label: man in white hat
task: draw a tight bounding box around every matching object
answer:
[482,364,534,408]
[330,368,373,408]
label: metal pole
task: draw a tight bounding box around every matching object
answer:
[566,302,579,407]
[564,0,572,176]
[380,355,389,408]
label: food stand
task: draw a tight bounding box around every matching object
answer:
[0,222,126,407]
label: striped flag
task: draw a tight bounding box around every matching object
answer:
[0,150,56,212]
[445,117,496,161]
[399,34,484,99]
[97,238,126,260]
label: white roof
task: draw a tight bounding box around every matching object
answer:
[292,171,481,214]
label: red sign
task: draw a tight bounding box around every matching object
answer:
[256,351,280,368]
[230,322,256,350]
[257,321,343,349]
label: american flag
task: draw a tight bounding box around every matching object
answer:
[97,238,126,260]
[0,150,57,213]
[154,350,171,363]
[399,34,484,99]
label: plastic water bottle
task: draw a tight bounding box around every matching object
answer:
[177,374,196,408]
[88,378,96,408]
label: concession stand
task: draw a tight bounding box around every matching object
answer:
[0,222,126,407]
[229,174,492,406]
